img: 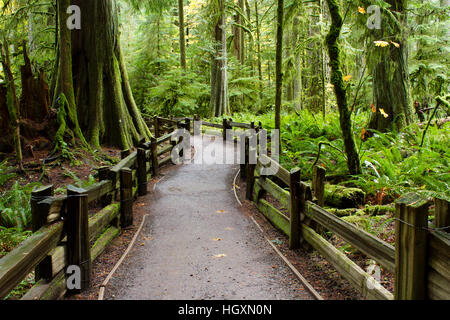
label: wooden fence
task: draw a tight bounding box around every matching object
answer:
[240,131,450,300]
[0,116,259,300]
[2,116,446,300]
[0,118,188,300]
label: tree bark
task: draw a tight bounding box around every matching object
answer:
[275,0,284,148]
[369,0,414,131]
[255,0,263,102]
[69,0,151,149]
[178,0,187,70]
[325,0,361,175]
[210,0,229,117]
[0,39,24,169]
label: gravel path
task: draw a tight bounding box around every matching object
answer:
[105,137,313,300]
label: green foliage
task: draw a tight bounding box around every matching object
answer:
[144,68,210,117]
[0,226,31,257]
[0,160,16,186]
[0,180,40,229]
[62,168,96,189]
[215,109,450,201]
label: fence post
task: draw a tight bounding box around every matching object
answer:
[312,165,326,207]
[98,166,112,206]
[395,193,429,300]
[154,116,160,138]
[66,185,91,293]
[246,134,257,200]
[223,118,228,141]
[289,168,301,249]
[434,198,449,230]
[137,148,147,196]
[120,168,133,228]
[151,137,159,176]
[31,185,54,281]
[185,118,191,135]
[240,135,249,180]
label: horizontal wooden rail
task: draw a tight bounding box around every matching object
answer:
[84,180,114,204]
[256,178,290,211]
[158,144,173,157]
[257,154,290,186]
[156,133,173,145]
[302,224,393,300]
[305,201,395,272]
[201,121,224,129]
[0,222,64,299]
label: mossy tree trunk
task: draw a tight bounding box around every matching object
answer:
[210,0,230,117]
[178,0,187,71]
[369,0,414,131]
[325,0,361,175]
[0,39,24,170]
[53,0,89,153]
[63,0,151,150]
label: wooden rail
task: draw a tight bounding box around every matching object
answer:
[242,142,449,300]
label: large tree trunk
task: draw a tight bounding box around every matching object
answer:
[69,0,151,150]
[326,0,361,175]
[210,0,229,117]
[0,39,24,169]
[369,0,414,131]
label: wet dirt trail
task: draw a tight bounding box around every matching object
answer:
[105,137,313,300]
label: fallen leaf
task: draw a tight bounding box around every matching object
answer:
[212,238,222,242]
[225,227,234,231]
[358,6,366,14]
[213,254,227,258]
[216,210,226,214]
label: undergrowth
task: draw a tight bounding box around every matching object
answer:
[211,110,449,201]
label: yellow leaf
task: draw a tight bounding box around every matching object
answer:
[379,108,389,118]
[212,238,222,242]
[216,210,226,214]
[213,254,227,258]
[343,75,352,82]
[371,104,377,113]
[390,41,400,48]
[374,41,389,47]
[358,7,366,14]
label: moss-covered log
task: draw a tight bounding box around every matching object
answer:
[323,184,365,209]
[327,205,395,217]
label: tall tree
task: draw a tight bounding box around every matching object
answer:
[326,0,361,175]
[275,0,284,148]
[0,38,23,170]
[178,0,187,70]
[369,0,414,131]
[210,0,230,117]
[61,0,152,150]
